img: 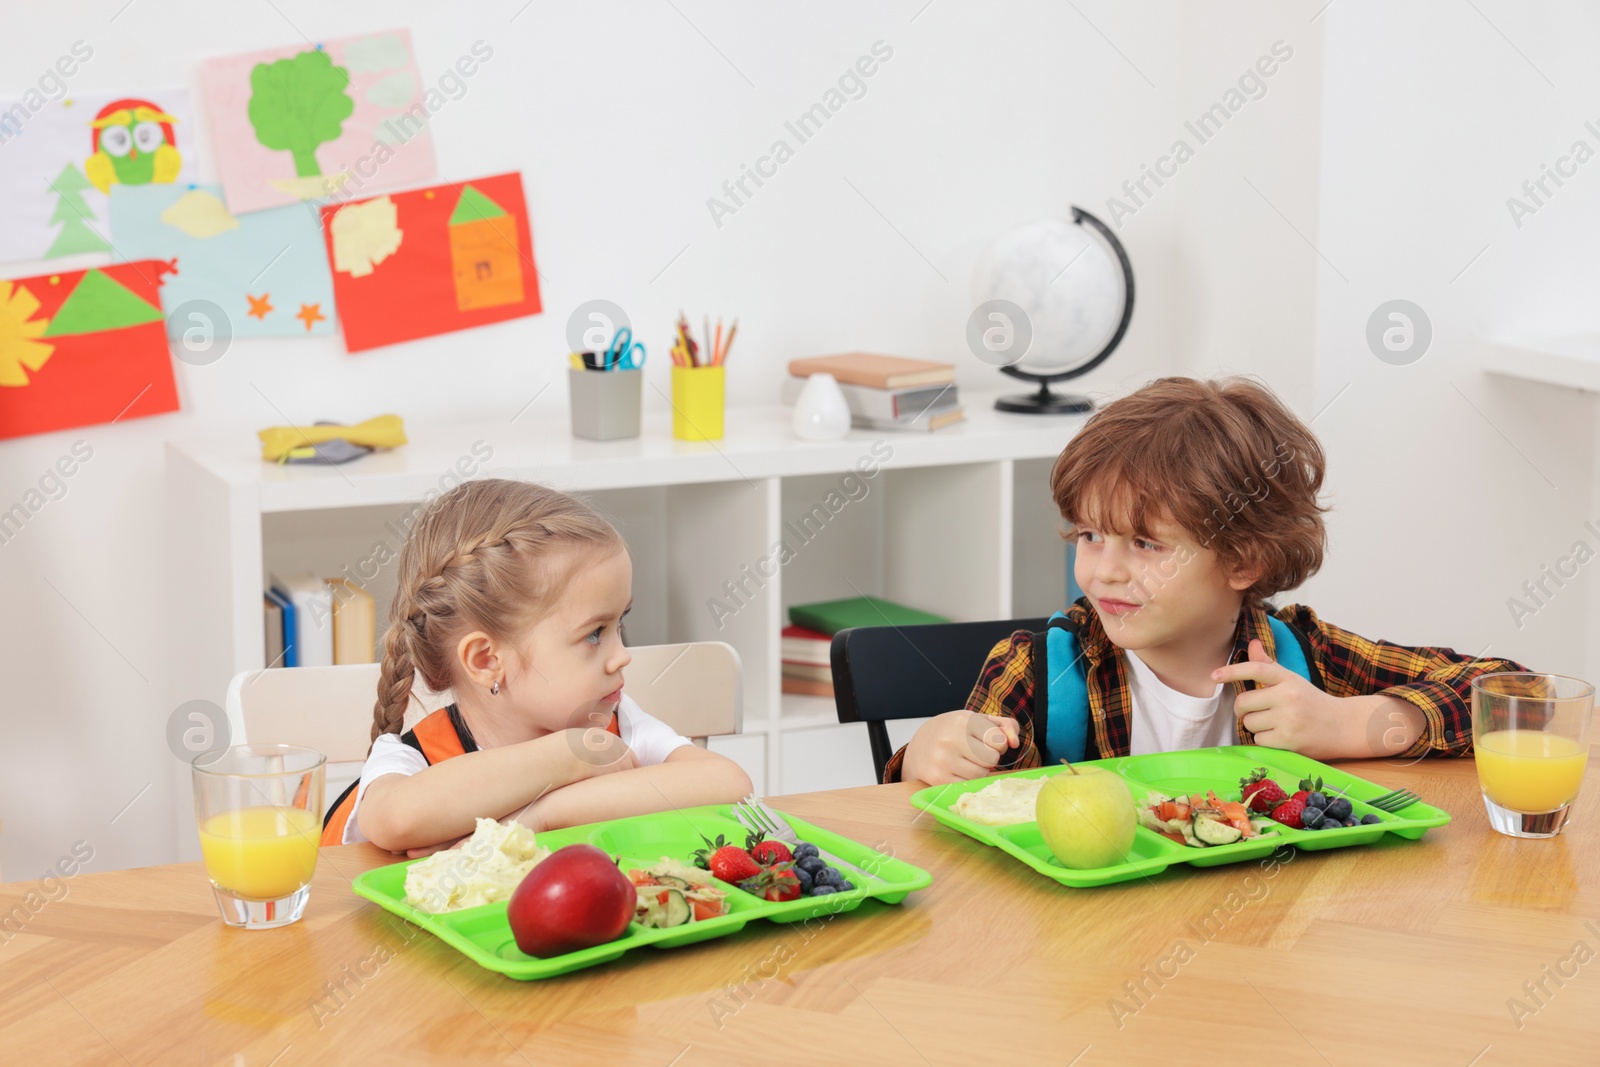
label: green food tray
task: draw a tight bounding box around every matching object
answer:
[909,746,1451,888]
[350,804,932,980]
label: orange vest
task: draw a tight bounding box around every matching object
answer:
[320,705,621,847]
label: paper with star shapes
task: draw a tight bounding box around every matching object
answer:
[321,172,540,352]
[110,183,335,338]
[0,89,193,264]
[198,30,437,215]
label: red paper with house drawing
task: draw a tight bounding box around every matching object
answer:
[0,259,180,441]
[320,172,542,353]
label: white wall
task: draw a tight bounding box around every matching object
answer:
[2,1,1593,878]
[1295,1,1598,682]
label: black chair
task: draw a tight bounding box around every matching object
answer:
[831,617,1051,782]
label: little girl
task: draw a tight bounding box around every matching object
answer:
[321,479,754,854]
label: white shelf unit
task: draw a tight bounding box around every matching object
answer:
[166,396,1080,857]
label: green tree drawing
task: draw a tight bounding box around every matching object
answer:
[247,49,355,178]
[45,163,112,257]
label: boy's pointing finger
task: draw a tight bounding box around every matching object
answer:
[1211,660,1290,686]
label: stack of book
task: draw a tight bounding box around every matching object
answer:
[781,595,952,697]
[781,623,834,697]
[784,353,963,432]
[263,574,376,668]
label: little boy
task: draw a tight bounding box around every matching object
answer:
[889,376,1525,785]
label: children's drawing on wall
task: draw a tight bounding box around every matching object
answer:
[111,184,336,338]
[321,172,541,352]
[0,91,192,263]
[199,30,437,214]
[0,260,180,439]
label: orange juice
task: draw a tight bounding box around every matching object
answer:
[198,806,320,899]
[1474,730,1589,812]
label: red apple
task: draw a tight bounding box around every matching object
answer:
[507,844,635,958]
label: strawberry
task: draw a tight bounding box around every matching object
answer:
[745,831,793,867]
[692,834,762,883]
[741,862,802,902]
[1239,767,1288,813]
[1270,796,1307,830]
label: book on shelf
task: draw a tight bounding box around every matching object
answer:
[269,573,334,667]
[781,662,834,684]
[850,406,964,433]
[326,577,376,665]
[787,353,954,390]
[264,586,295,667]
[781,623,832,666]
[788,596,950,636]
[780,376,958,423]
[263,592,284,668]
[781,676,835,699]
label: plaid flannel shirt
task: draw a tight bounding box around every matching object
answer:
[882,597,1527,783]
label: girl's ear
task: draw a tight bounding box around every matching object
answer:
[455,631,502,691]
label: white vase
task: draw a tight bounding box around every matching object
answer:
[791,373,852,440]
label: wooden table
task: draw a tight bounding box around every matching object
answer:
[4,757,1597,1066]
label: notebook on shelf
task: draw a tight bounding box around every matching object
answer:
[787,353,954,390]
[326,578,376,665]
[780,376,959,423]
[788,596,950,636]
[269,574,334,668]
[264,586,296,667]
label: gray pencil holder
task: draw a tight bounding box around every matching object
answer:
[568,367,642,441]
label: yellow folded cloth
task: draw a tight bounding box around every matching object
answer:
[258,414,407,462]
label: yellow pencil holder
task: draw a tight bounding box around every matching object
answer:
[671,365,725,441]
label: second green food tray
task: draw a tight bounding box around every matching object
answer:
[909,746,1451,888]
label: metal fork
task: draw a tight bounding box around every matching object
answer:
[1364,787,1422,813]
[732,794,875,885]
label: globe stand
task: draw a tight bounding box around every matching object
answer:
[995,375,1094,414]
[987,205,1135,416]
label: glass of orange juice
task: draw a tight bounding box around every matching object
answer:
[191,744,325,928]
[1471,672,1594,838]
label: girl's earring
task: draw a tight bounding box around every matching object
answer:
[490,680,500,696]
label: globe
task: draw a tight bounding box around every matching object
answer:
[969,208,1134,412]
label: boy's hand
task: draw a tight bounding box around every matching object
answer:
[1214,639,1422,758]
[902,710,1020,785]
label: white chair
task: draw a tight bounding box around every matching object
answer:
[222,642,744,815]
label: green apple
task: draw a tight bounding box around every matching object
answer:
[1035,766,1136,869]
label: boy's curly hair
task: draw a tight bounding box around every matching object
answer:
[1048,376,1328,602]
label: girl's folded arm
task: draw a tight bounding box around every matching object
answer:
[357,730,596,851]
[514,745,753,834]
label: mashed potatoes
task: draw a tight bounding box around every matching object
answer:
[953,776,1047,826]
[403,818,550,913]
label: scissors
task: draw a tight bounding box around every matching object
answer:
[603,328,646,370]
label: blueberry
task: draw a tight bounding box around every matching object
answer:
[793,842,820,860]
[1342,818,1357,828]
[840,880,854,891]
[1306,791,1328,810]
[1324,798,1353,822]
[796,855,826,875]
[810,885,837,896]
[813,867,843,888]
[794,867,814,891]
[1360,813,1382,825]
[1301,808,1324,830]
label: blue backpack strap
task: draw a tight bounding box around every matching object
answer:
[1035,610,1320,765]
[1266,615,1315,685]
[1039,611,1090,764]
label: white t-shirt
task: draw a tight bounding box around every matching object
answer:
[340,694,693,844]
[1125,650,1237,756]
